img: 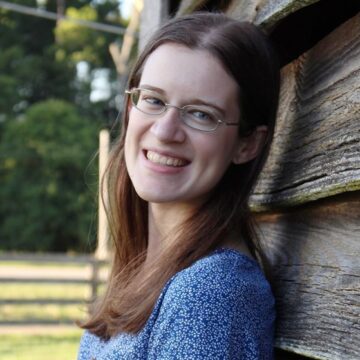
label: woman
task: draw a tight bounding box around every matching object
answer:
[78,12,280,360]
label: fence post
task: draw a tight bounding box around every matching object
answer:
[90,258,100,301]
[96,129,110,261]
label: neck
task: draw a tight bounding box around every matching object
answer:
[146,202,194,262]
[145,202,255,266]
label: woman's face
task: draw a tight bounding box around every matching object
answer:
[125,43,248,207]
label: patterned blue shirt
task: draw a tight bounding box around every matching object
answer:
[78,248,275,359]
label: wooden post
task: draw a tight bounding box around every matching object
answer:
[139,0,169,51]
[109,0,143,94]
[109,0,142,77]
[95,129,110,261]
[90,258,100,301]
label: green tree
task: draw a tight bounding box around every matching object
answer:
[0,0,76,118]
[55,3,122,68]
[0,1,128,252]
[0,0,124,121]
[0,100,99,252]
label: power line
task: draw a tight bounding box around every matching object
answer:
[0,0,134,36]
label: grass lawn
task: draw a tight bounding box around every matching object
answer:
[1,283,91,323]
[0,329,83,360]
[1,283,106,300]
[0,258,105,359]
[1,261,106,323]
[0,261,88,269]
[1,283,90,300]
[0,303,87,323]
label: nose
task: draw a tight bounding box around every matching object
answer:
[150,107,186,143]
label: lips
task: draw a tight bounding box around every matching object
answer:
[145,150,189,167]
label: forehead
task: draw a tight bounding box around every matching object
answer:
[139,43,239,106]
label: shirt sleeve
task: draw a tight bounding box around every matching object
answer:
[147,258,275,360]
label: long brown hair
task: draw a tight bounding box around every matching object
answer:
[81,12,280,339]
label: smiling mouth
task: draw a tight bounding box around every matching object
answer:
[146,150,189,167]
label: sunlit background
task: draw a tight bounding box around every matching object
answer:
[0,0,137,253]
[0,1,137,358]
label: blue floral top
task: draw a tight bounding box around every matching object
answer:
[78,248,275,359]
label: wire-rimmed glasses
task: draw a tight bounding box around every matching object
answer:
[125,88,239,132]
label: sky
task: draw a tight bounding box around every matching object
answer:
[84,0,134,102]
[90,0,134,102]
[119,0,133,19]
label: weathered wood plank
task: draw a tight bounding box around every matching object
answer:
[250,13,360,211]
[177,0,207,14]
[256,193,360,359]
[177,0,320,28]
[139,0,169,50]
[275,348,311,359]
[176,0,237,15]
[227,0,320,28]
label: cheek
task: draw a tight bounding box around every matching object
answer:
[201,133,238,166]
[124,133,131,174]
[127,109,153,137]
[124,113,151,168]
[124,119,138,167]
[125,114,141,150]
[195,138,234,183]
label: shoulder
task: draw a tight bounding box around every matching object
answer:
[154,248,276,330]
[148,249,275,359]
[162,248,274,312]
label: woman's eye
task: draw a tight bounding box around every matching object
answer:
[188,110,214,123]
[143,96,164,107]
[194,111,208,119]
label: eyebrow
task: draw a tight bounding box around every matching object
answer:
[139,84,226,117]
[140,84,166,95]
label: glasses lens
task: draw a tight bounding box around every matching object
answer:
[127,89,220,132]
[131,89,141,106]
[182,106,218,131]
[132,89,165,115]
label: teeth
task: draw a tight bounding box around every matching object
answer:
[146,151,187,167]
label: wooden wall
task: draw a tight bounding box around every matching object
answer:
[139,1,360,358]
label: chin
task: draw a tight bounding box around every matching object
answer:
[135,188,177,204]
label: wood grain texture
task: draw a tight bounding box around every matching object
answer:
[176,0,207,14]
[256,193,360,359]
[177,0,320,28]
[250,13,360,211]
[139,0,169,50]
[227,0,320,28]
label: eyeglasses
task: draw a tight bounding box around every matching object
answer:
[125,88,239,132]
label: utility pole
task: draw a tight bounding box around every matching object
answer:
[0,1,127,35]
[56,0,65,42]
[56,0,65,25]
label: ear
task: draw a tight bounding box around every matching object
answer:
[232,126,268,164]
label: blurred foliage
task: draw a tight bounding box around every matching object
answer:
[0,0,128,252]
[0,0,125,120]
[55,4,121,68]
[0,100,99,252]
